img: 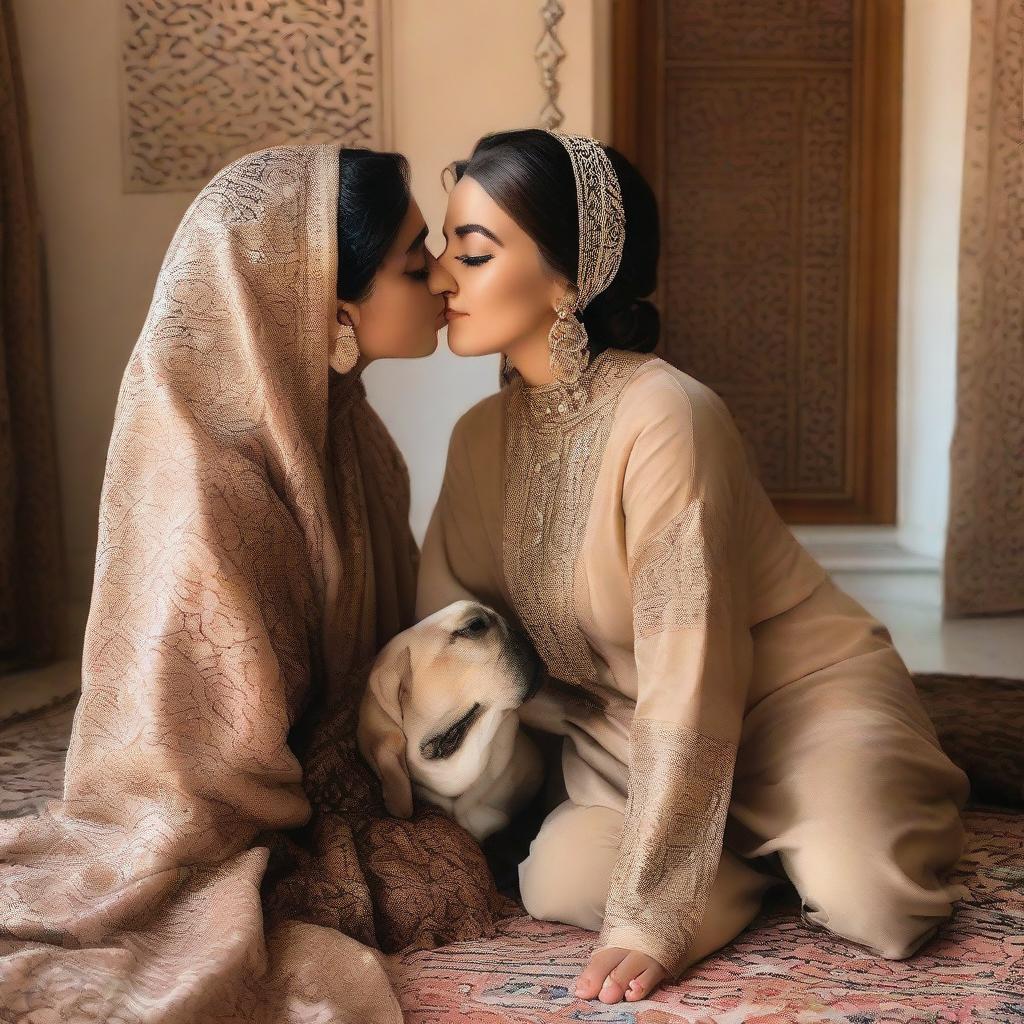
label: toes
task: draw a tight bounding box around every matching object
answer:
[624,966,660,1001]
[598,973,627,1003]
[574,949,626,999]
[624,975,647,1000]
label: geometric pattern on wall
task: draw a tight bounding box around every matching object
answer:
[119,0,389,192]
[660,0,854,496]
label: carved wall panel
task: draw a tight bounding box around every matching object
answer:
[615,1,901,522]
[119,0,391,192]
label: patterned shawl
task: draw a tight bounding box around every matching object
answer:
[0,141,519,1023]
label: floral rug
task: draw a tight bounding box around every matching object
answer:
[2,674,1022,1023]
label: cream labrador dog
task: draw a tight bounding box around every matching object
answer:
[357,599,598,842]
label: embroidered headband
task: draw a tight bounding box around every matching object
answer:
[544,130,626,312]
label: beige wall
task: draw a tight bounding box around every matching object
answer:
[897,0,971,560]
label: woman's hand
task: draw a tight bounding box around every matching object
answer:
[573,945,668,1003]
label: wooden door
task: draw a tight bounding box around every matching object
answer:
[613,0,903,523]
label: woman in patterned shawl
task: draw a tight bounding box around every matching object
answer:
[412,129,970,1005]
[0,141,518,1022]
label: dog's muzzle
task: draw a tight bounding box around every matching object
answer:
[498,618,544,705]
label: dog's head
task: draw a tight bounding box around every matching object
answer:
[356,599,543,817]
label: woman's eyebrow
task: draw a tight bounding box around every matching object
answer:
[454,223,504,246]
[406,224,429,254]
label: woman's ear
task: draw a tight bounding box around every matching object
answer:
[356,640,414,818]
[546,275,577,317]
[336,300,360,330]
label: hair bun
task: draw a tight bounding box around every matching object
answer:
[581,291,660,355]
[620,298,660,353]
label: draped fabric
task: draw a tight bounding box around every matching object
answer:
[0,140,518,1022]
[0,0,65,672]
[944,0,1024,616]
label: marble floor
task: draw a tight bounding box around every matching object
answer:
[830,568,1023,678]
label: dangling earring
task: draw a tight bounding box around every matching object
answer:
[329,321,359,375]
[548,287,589,387]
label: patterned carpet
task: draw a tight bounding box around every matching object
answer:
[2,674,1022,1023]
[385,804,1023,1022]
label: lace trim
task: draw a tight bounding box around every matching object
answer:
[598,718,737,974]
[545,132,626,311]
[501,349,654,687]
[629,493,733,639]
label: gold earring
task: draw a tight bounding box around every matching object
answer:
[548,289,589,387]
[329,322,359,374]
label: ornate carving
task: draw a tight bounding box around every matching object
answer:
[536,0,566,130]
[119,0,389,192]
[662,68,851,494]
[666,0,853,62]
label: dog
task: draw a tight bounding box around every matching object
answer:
[356,599,605,842]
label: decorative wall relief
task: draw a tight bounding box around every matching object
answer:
[536,0,566,129]
[618,0,904,522]
[119,0,391,193]
[944,0,1024,616]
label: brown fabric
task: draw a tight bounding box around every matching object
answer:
[944,0,1024,616]
[0,141,518,1022]
[0,0,66,671]
[914,672,1024,807]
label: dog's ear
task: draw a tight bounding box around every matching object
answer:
[357,640,414,818]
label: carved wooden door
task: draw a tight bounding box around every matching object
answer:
[614,0,902,523]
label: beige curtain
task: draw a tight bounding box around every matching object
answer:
[943,0,1024,618]
[0,1,65,671]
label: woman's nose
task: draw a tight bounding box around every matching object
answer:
[427,250,456,296]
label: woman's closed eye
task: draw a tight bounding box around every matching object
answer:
[456,254,492,267]
[405,242,431,281]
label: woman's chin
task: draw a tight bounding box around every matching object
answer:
[370,335,440,361]
[403,334,441,359]
[445,329,493,360]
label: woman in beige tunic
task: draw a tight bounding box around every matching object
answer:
[415,129,970,1005]
[0,142,518,1022]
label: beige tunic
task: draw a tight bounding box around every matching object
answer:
[416,345,947,978]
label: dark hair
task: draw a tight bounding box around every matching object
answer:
[449,129,660,355]
[337,148,411,302]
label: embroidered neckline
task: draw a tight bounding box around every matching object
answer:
[506,347,646,429]
[500,346,655,690]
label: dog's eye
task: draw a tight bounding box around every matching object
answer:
[452,616,489,640]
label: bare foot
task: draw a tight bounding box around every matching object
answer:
[573,945,667,1003]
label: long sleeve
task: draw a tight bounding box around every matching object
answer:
[596,378,753,980]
